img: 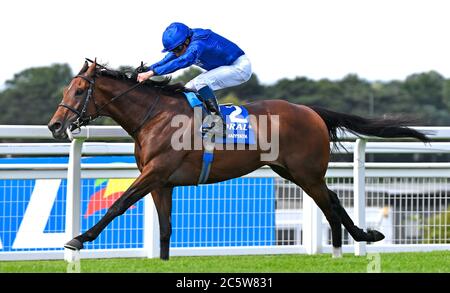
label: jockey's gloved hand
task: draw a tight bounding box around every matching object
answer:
[135,62,148,74]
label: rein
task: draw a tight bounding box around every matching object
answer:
[58,72,158,134]
[95,81,145,114]
[130,93,161,136]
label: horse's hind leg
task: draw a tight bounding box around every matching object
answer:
[299,179,343,258]
[328,189,385,243]
[271,165,343,258]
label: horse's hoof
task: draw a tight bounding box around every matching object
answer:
[367,230,385,242]
[64,238,84,250]
[332,246,343,258]
[160,252,170,261]
[64,248,81,263]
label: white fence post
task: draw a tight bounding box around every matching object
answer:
[354,138,367,256]
[303,193,322,254]
[65,138,85,240]
[144,194,160,258]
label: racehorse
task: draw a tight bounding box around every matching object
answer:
[48,59,430,259]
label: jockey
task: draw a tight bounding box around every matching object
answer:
[137,22,252,135]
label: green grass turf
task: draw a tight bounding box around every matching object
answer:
[1,251,449,273]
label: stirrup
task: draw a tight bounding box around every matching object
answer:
[201,123,214,136]
[201,124,226,138]
[201,116,226,138]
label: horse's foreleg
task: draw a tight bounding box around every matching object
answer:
[64,169,162,251]
[150,186,174,260]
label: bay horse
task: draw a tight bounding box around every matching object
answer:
[48,60,429,259]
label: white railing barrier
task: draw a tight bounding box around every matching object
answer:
[303,193,322,254]
[354,138,367,256]
[66,138,84,242]
[0,125,449,260]
[144,194,160,258]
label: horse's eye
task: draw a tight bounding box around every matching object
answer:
[75,89,84,96]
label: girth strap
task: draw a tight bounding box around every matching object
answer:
[198,148,214,184]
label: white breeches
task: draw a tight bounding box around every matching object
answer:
[185,55,252,91]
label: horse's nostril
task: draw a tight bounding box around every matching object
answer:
[49,121,63,132]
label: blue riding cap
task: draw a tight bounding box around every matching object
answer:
[162,22,192,53]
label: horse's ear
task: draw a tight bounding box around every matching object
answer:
[78,61,89,75]
[85,57,98,76]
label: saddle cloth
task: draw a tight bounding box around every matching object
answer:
[183,92,256,144]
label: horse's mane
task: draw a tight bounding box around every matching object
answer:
[95,64,188,95]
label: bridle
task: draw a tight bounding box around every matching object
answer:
[58,67,160,135]
[58,74,98,131]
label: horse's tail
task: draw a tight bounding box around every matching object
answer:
[309,106,431,144]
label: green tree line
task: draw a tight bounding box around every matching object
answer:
[1,63,449,125]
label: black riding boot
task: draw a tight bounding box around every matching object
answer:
[203,98,227,136]
[198,86,227,136]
